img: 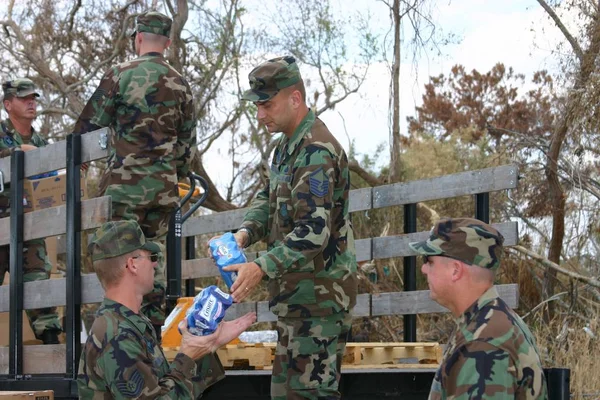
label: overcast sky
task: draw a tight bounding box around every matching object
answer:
[203,0,567,190]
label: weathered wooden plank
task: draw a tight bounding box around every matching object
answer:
[0,344,66,374]
[180,165,517,238]
[356,238,372,262]
[353,293,371,317]
[0,196,112,246]
[55,233,94,254]
[372,221,518,260]
[182,208,247,237]
[223,301,257,322]
[178,222,515,279]
[371,284,519,316]
[255,301,277,322]
[0,257,517,316]
[0,128,110,184]
[0,274,104,312]
[373,165,518,208]
[225,294,371,323]
[349,187,372,213]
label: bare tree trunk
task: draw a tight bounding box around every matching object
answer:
[166,0,188,71]
[540,0,600,317]
[389,0,402,183]
[190,155,238,212]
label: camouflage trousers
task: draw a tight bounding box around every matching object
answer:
[272,312,352,400]
[0,239,62,338]
[112,200,171,327]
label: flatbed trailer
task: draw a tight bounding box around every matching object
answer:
[0,132,569,398]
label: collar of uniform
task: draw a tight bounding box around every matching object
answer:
[1,118,36,141]
[455,286,500,327]
[285,109,315,156]
[140,52,164,58]
[99,298,154,335]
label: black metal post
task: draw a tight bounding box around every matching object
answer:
[545,368,570,400]
[185,236,196,297]
[66,134,83,377]
[9,149,25,377]
[403,203,417,342]
[475,193,490,223]
[166,209,183,314]
[166,174,209,312]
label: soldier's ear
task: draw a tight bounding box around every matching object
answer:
[125,256,138,275]
[450,260,465,282]
[289,89,302,108]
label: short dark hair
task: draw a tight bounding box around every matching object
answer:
[290,80,306,103]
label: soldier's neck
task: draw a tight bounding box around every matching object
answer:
[9,116,33,139]
[283,106,310,138]
[105,287,143,314]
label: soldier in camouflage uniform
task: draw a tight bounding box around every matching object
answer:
[0,78,62,344]
[213,56,358,399]
[77,220,256,399]
[409,217,547,399]
[72,11,197,335]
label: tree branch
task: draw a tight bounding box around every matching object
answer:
[537,0,584,62]
[511,245,600,289]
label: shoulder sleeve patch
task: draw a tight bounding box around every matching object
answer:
[115,369,144,397]
[309,167,329,197]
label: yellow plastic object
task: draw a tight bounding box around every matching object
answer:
[161,297,194,348]
[178,183,200,198]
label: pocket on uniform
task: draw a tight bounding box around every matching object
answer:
[276,196,294,232]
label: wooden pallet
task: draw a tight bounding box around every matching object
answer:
[164,342,441,370]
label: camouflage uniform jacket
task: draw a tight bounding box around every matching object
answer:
[241,110,357,318]
[72,52,197,208]
[429,286,547,399]
[0,119,47,211]
[77,298,224,399]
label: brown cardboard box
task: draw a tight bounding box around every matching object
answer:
[22,174,87,213]
[0,391,54,399]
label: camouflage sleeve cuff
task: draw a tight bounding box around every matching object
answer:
[240,222,264,245]
[0,148,13,158]
[253,256,277,279]
[171,353,197,380]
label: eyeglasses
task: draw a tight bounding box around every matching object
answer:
[132,253,159,263]
[422,255,430,265]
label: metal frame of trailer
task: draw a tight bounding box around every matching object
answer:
[0,135,570,399]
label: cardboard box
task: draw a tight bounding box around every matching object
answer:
[0,391,54,399]
[22,174,87,213]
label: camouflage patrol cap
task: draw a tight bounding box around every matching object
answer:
[2,78,40,98]
[242,56,302,102]
[131,11,172,38]
[409,217,505,270]
[88,220,161,262]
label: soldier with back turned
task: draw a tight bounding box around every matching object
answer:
[73,11,197,337]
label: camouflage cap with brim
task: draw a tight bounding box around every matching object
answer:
[88,220,161,262]
[2,78,40,98]
[131,11,172,38]
[409,217,505,270]
[242,56,302,102]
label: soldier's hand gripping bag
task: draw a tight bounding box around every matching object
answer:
[208,232,246,289]
[184,285,233,336]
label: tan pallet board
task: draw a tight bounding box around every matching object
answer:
[164,341,441,370]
